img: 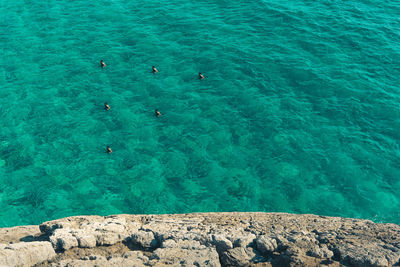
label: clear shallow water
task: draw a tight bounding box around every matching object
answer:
[0,0,400,227]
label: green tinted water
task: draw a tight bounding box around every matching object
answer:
[0,0,399,226]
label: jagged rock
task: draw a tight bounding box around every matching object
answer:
[49,254,148,267]
[1,213,399,267]
[122,251,149,261]
[0,241,55,267]
[100,222,125,233]
[212,234,233,252]
[49,229,78,251]
[150,247,220,266]
[306,244,333,259]
[96,232,122,246]
[131,230,158,248]
[221,247,267,266]
[256,235,277,254]
[334,243,399,266]
[76,234,97,248]
[161,239,177,248]
[233,233,256,248]
[157,230,206,245]
[0,225,40,244]
[161,239,206,249]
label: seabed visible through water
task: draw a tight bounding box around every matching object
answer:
[0,0,399,227]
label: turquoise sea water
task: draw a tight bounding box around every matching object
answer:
[0,0,399,227]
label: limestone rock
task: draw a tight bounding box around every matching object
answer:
[131,230,158,249]
[233,233,256,248]
[212,234,233,252]
[49,254,148,267]
[76,234,97,248]
[1,212,400,267]
[101,223,125,233]
[306,244,333,259]
[95,232,122,246]
[0,241,55,267]
[0,225,41,244]
[221,247,267,266]
[150,247,220,266]
[50,229,78,251]
[161,239,206,249]
[256,235,277,254]
[123,250,149,261]
[334,243,399,266]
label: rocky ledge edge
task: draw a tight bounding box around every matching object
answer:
[0,212,399,267]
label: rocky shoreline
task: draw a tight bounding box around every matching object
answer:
[0,212,399,266]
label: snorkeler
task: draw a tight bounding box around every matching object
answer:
[199,72,204,80]
[104,103,110,110]
[152,66,158,73]
[100,60,106,68]
[155,109,162,117]
[106,146,112,153]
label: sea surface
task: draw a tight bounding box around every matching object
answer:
[0,0,399,227]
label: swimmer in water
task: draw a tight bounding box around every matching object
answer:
[106,146,112,153]
[100,60,106,68]
[199,72,204,80]
[152,66,158,73]
[104,103,110,110]
[155,109,162,117]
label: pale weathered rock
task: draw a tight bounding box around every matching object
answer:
[150,247,220,267]
[334,243,399,266]
[221,247,267,266]
[0,225,40,244]
[49,229,78,251]
[256,235,278,254]
[158,230,206,245]
[76,234,97,248]
[1,212,399,267]
[306,244,333,259]
[100,223,125,233]
[50,255,148,267]
[96,232,122,246]
[0,241,55,267]
[233,233,256,248]
[160,239,177,248]
[161,239,206,249]
[122,250,149,261]
[212,234,233,252]
[131,230,158,248]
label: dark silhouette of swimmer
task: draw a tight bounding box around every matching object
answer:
[104,103,111,110]
[152,66,158,73]
[155,109,162,117]
[199,72,204,80]
[106,146,112,153]
[100,60,106,68]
